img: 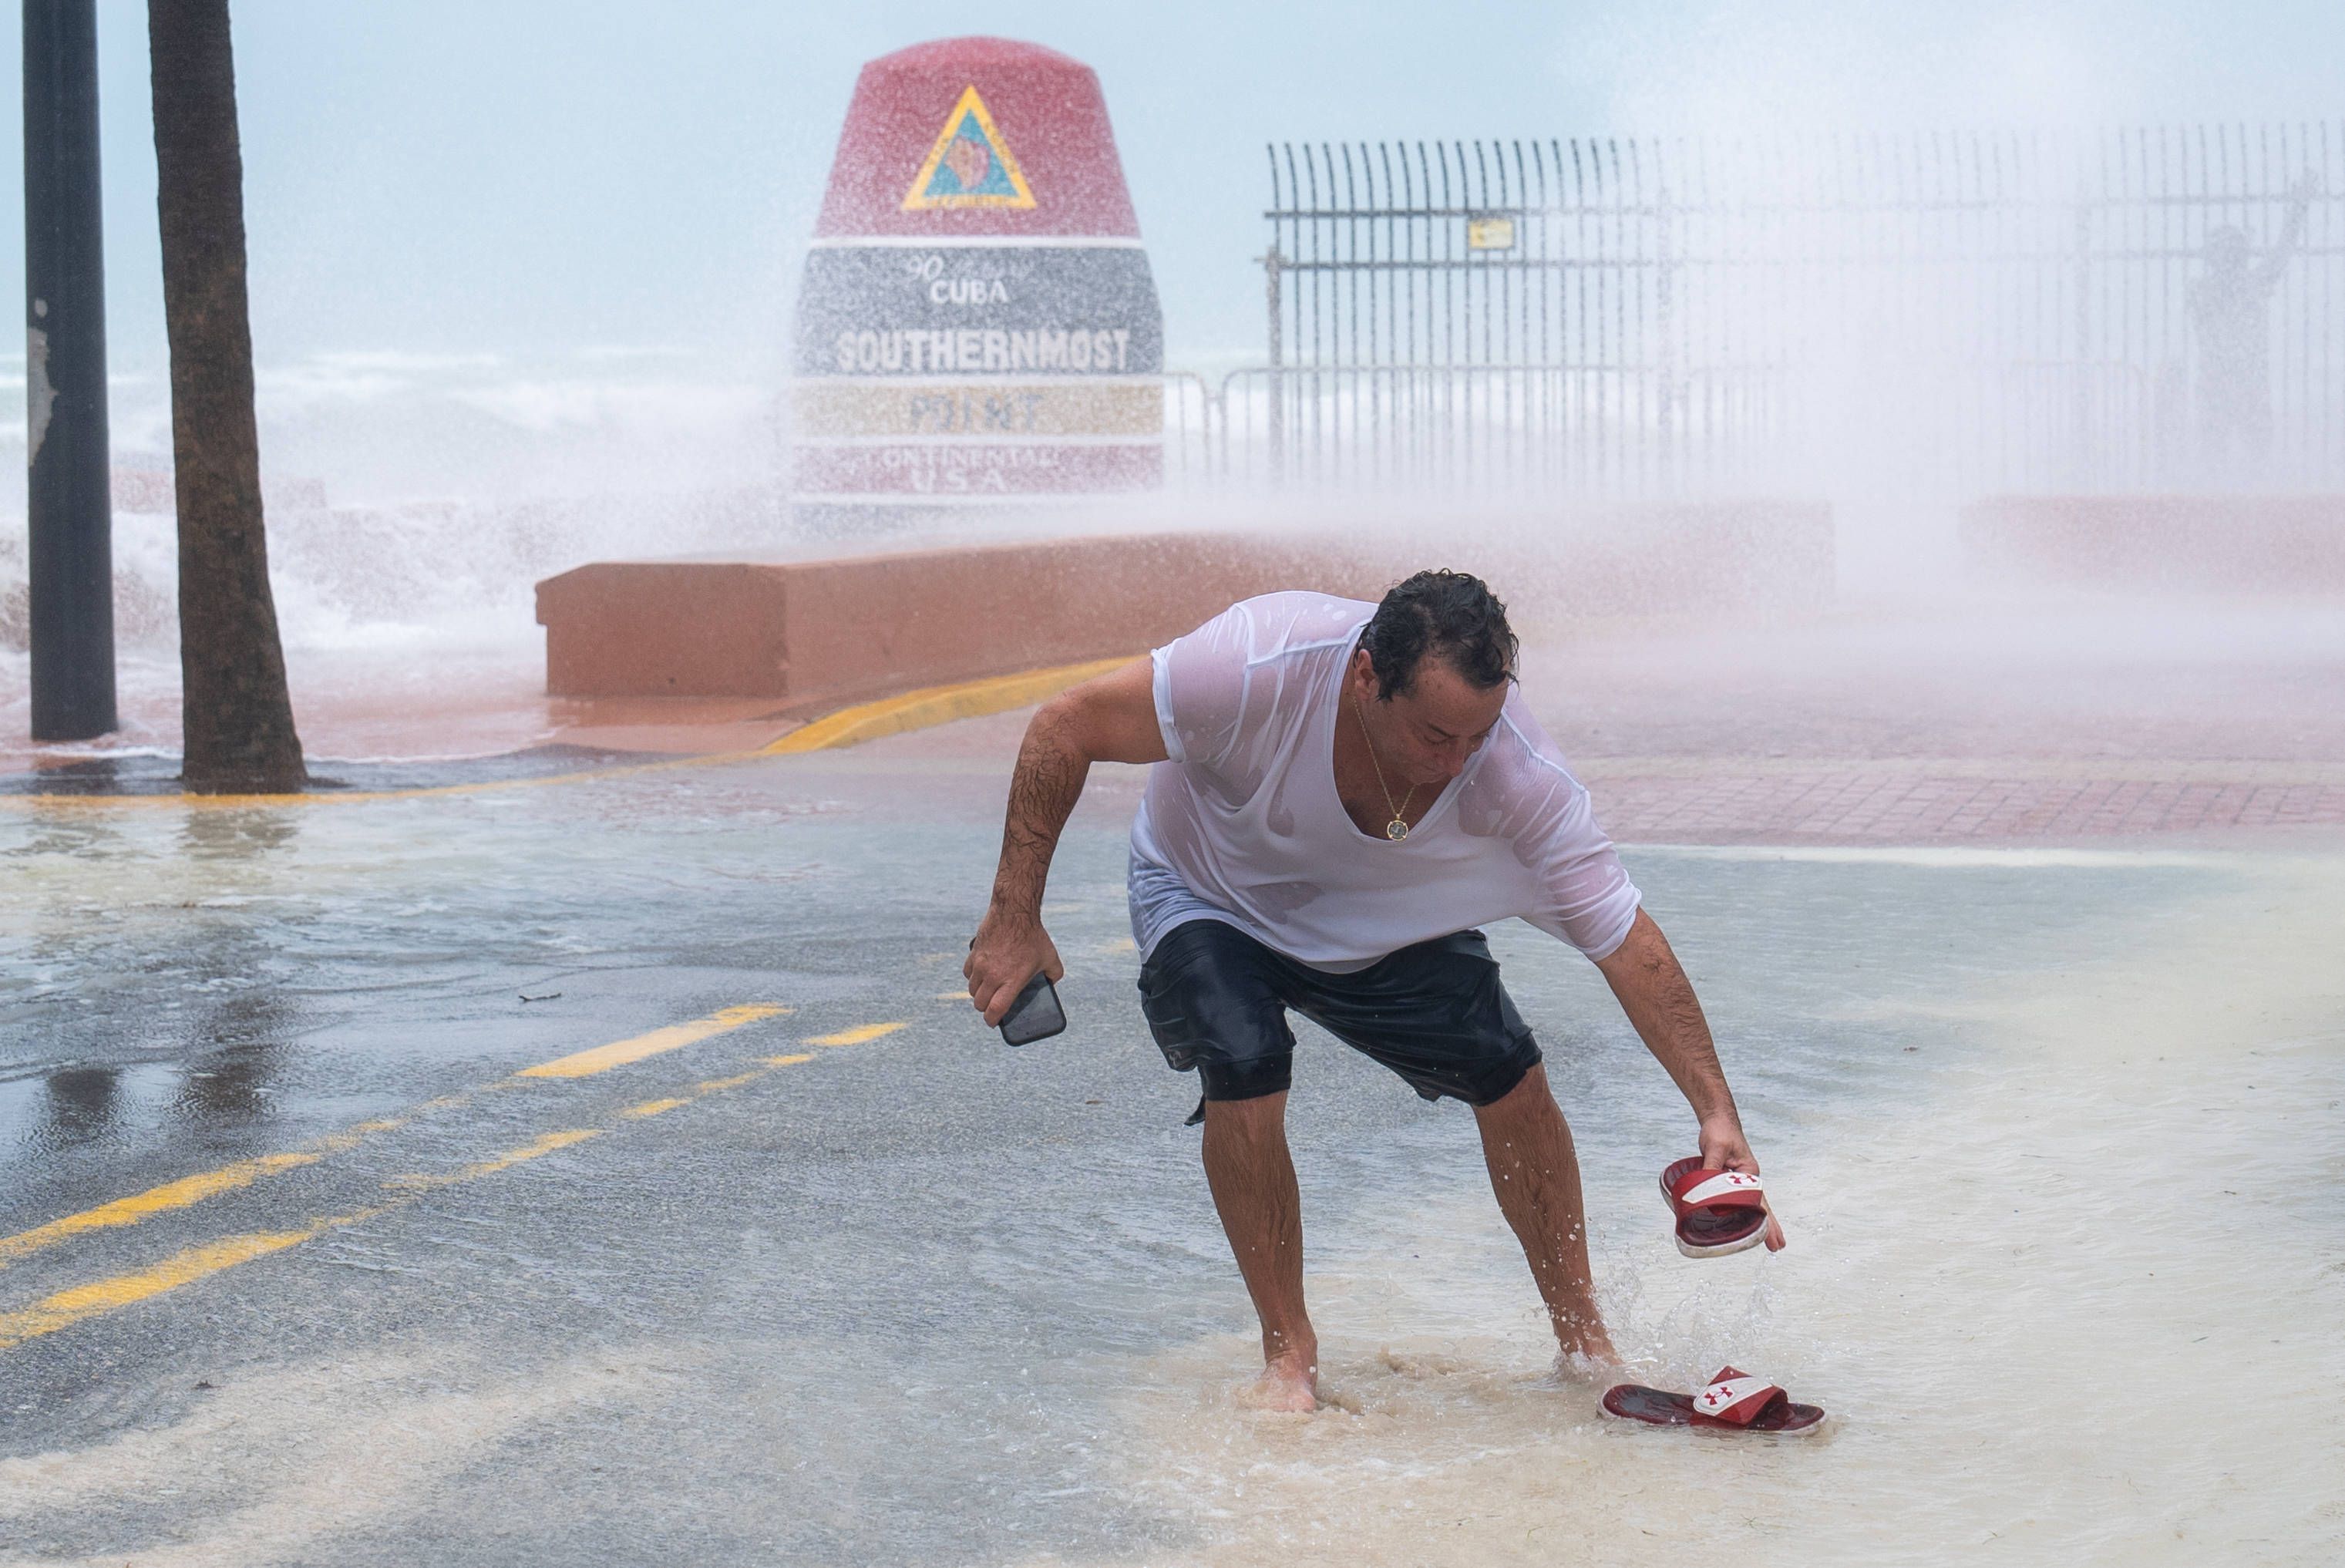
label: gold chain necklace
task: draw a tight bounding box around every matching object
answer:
[1352,695,1418,841]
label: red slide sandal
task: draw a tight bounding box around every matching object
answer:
[1660,1156,1770,1259]
[1603,1366,1826,1435]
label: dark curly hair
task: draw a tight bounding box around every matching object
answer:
[1360,570,1519,700]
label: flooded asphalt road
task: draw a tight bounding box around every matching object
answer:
[2,728,2341,1566]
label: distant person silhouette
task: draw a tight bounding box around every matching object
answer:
[2190,175,2316,476]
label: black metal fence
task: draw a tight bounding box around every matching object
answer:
[1168,125,2345,499]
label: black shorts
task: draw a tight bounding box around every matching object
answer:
[1135,917,1543,1113]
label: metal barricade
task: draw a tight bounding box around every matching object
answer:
[1183,126,2345,500]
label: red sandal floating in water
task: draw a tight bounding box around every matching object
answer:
[1660,1156,1770,1258]
[1603,1366,1827,1435]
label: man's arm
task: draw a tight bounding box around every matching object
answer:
[2253,173,2320,291]
[1592,907,1787,1250]
[966,657,1168,1025]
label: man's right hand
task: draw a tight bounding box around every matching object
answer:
[965,658,1159,1027]
[966,904,1065,1026]
[1697,1110,1787,1253]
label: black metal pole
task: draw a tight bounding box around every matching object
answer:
[1263,243,1284,486]
[24,0,116,740]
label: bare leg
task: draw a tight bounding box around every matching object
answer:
[1200,1091,1318,1410]
[1473,1064,1618,1363]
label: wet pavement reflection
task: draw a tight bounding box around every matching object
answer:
[0,745,658,799]
[2,737,2339,1566]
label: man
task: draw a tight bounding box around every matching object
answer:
[967,571,1782,1412]
[2190,177,2314,474]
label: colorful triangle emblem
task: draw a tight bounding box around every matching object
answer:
[902,86,1037,210]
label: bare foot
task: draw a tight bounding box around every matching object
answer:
[1556,1317,1621,1370]
[1554,1345,1623,1385]
[1236,1349,1320,1412]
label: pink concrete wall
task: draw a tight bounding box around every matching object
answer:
[1963,495,2345,591]
[534,533,1370,702]
[535,508,1836,702]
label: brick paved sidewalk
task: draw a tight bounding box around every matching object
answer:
[15,597,2337,849]
[1582,763,2345,843]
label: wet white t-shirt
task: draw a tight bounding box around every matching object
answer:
[1126,591,1642,971]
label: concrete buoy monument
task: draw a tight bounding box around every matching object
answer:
[539,36,1297,705]
[791,37,1164,527]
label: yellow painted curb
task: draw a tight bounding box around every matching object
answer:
[760,658,1132,755]
[0,655,1139,810]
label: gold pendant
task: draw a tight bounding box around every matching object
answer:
[1386,816,1409,841]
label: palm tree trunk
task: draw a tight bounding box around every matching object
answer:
[149,0,303,792]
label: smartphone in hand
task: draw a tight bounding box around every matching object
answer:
[998,972,1066,1046]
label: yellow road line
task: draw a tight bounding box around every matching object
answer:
[516,1004,789,1079]
[2,655,1140,809]
[0,1210,382,1351]
[762,658,1132,755]
[383,1128,602,1190]
[0,1047,834,1354]
[0,1004,786,1270]
[0,1151,323,1266]
[0,1126,388,1270]
[805,1021,908,1047]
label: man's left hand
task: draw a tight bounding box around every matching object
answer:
[1698,1112,1787,1252]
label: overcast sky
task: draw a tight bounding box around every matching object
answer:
[3,0,2339,379]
